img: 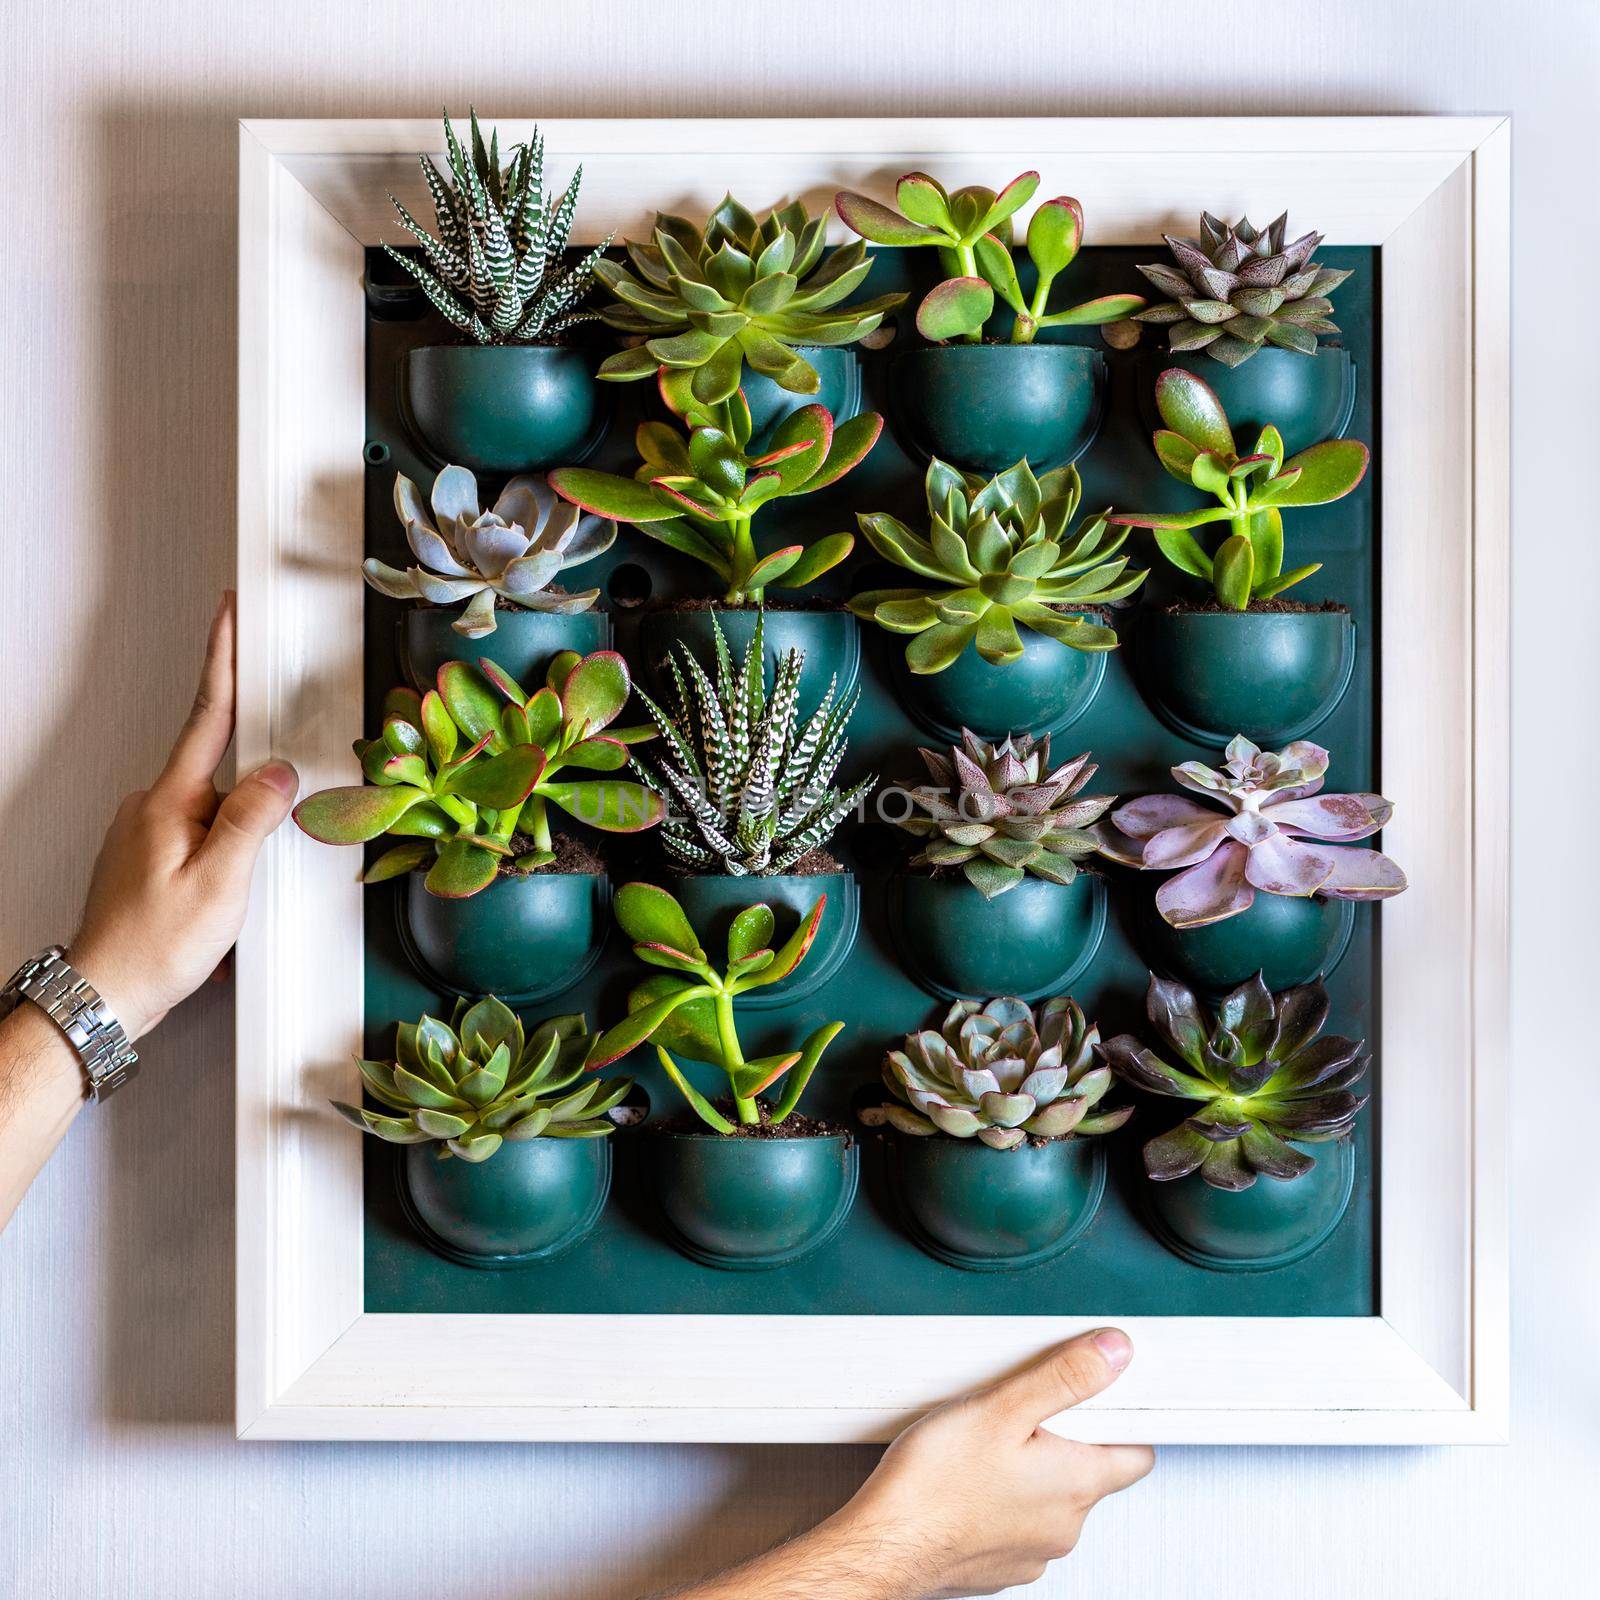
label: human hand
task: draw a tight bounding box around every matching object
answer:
[66,593,299,1040]
[829,1329,1153,1597]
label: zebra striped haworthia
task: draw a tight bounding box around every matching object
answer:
[385,109,609,346]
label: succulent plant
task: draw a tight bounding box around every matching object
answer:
[635,613,875,876]
[850,458,1144,671]
[384,111,609,346]
[593,195,904,403]
[864,994,1131,1150]
[292,652,664,898]
[1107,369,1368,609]
[550,382,878,604]
[363,466,615,636]
[894,730,1113,900]
[333,997,631,1163]
[1132,212,1352,367]
[835,174,1143,343]
[588,883,844,1132]
[1099,973,1369,1189]
[1094,735,1406,929]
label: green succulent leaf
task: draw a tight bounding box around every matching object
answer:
[916,276,994,342]
[1155,368,1236,456]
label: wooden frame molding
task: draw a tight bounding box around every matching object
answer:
[236,116,1511,1445]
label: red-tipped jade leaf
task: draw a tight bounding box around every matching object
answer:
[293,784,427,844]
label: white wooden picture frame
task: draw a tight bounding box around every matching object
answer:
[235,115,1510,1445]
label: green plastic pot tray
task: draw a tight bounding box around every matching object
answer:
[359,243,1380,1318]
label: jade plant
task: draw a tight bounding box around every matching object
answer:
[635,613,875,876]
[587,883,844,1133]
[850,457,1144,670]
[1107,369,1369,609]
[835,174,1143,343]
[1093,735,1406,928]
[549,384,879,604]
[593,196,904,403]
[863,995,1131,1150]
[1099,974,1369,1188]
[1132,212,1352,367]
[333,998,631,1163]
[894,731,1113,900]
[363,466,615,637]
[292,652,664,897]
[384,111,608,345]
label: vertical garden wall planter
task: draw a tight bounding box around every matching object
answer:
[637,605,861,721]
[399,869,611,1003]
[887,1134,1106,1271]
[1139,890,1357,997]
[889,343,1107,473]
[399,606,612,693]
[1141,1137,1356,1271]
[1135,347,1357,458]
[739,346,863,452]
[399,1136,613,1269]
[669,871,860,1009]
[889,623,1107,743]
[400,344,612,474]
[1135,608,1356,746]
[651,1130,859,1270]
[889,873,1106,1002]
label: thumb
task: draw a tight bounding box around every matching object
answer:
[981,1328,1134,1428]
[198,760,300,880]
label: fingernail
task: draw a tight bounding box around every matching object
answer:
[1092,1328,1133,1372]
[253,759,300,799]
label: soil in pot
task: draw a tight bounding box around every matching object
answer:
[885,1131,1106,1271]
[1142,1135,1356,1270]
[399,1133,612,1269]
[890,343,1107,474]
[398,834,611,1004]
[399,601,611,693]
[1135,599,1355,746]
[889,870,1107,1003]
[400,343,611,474]
[650,1101,858,1270]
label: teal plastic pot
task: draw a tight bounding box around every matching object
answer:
[889,873,1106,1003]
[399,1135,612,1268]
[637,605,861,723]
[651,1130,859,1269]
[399,869,610,1003]
[399,607,612,694]
[740,345,863,452]
[890,621,1108,743]
[1137,347,1357,458]
[890,344,1107,474]
[669,871,859,1009]
[400,344,611,474]
[889,1133,1106,1271]
[1140,890,1356,998]
[1143,1135,1355,1270]
[1137,608,1355,745]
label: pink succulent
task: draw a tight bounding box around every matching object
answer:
[1093,735,1406,928]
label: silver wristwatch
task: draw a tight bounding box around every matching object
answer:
[0,946,139,1101]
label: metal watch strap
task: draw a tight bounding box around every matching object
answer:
[4,946,139,1101]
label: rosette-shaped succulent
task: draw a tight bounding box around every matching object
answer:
[594,196,904,404]
[363,467,615,636]
[868,996,1132,1150]
[1094,735,1406,929]
[635,613,876,876]
[895,731,1114,899]
[1099,974,1369,1189]
[333,998,631,1163]
[1132,212,1352,367]
[384,111,609,345]
[850,458,1144,672]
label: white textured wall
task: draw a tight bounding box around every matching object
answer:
[3,2,1595,1595]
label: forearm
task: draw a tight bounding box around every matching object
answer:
[649,1507,931,1600]
[0,1001,87,1227]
